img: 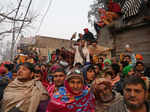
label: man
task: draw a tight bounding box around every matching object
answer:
[1,62,49,112]
[3,63,14,80]
[82,28,95,42]
[92,78,122,112]
[0,66,9,101]
[121,55,131,67]
[110,64,121,85]
[88,40,111,58]
[107,75,150,112]
[47,67,66,96]
[34,69,43,81]
[135,61,150,78]
[120,45,136,68]
[105,64,121,89]
[26,53,35,64]
[70,33,90,65]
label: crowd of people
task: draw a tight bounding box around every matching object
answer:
[0,28,150,112]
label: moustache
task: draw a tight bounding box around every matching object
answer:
[127,96,136,101]
[101,94,111,98]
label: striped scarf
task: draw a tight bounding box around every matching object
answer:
[119,0,144,19]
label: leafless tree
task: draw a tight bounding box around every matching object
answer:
[88,0,108,24]
[0,0,38,60]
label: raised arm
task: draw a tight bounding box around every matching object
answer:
[70,32,77,50]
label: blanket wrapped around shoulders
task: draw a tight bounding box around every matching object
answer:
[1,78,49,112]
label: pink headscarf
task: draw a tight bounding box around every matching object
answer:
[46,71,95,112]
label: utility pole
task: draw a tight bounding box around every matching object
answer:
[10,0,23,61]
[10,0,33,61]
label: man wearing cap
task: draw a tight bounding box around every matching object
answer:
[0,66,9,102]
[82,28,95,42]
[1,62,49,112]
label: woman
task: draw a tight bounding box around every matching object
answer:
[83,65,97,87]
[46,69,95,112]
[94,64,102,78]
[104,59,112,70]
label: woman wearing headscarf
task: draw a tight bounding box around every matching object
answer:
[104,59,112,70]
[46,69,95,112]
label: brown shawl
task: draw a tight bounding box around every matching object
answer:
[1,78,48,112]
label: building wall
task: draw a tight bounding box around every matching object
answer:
[97,27,114,49]
[33,35,112,59]
[114,25,150,67]
[33,36,71,56]
[97,23,150,66]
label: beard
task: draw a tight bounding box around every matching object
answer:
[100,93,113,103]
[121,61,129,67]
[124,97,145,110]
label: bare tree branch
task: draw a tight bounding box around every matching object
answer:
[0,8,17,23]
[0,27,20,36]
[0,30,12,35]
[0,13,31,22]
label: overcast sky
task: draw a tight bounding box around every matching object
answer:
[32,0,94,39]
[0,0,94,40]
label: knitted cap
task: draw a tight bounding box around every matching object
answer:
[104,59,112,65]
[0,66,6,74]
[66,69,84,82]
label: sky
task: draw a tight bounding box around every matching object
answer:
[0,0,95,40]
[0,0,95,60]
[32,0,95,39]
